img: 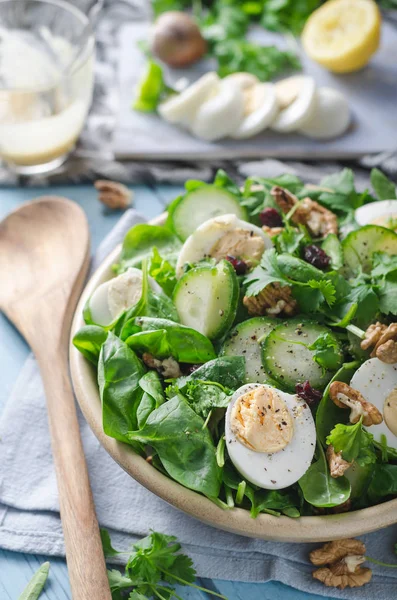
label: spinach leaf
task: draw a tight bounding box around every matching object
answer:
[316,361,360,445]
[148,247,177,297]
[18,562,50,600]
[72,325,108,365]
[322,234,343,270]
[368,464,397,502]
[326,418,377,466]
[137,371,165,428]
[177,356,246,390]
[116,224,181,273]
[370,168,397,201]
[128,395,222,497]
[299,444,351,508]
[123,317,216,364]
[251,489,300,518]
[98,332,146,442]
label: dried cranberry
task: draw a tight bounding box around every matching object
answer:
[225,255,248,275]
[295,380,322,406]
[259,207,283,228]
[302,245,330,270]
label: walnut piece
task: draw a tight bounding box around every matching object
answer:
[326,445,352,478]
[360,322,397,363]
[329,381,383,426]
[142,353,182,378]
[271,186,338,237]
[94,180,133,210]
[262,225,284,238]
[360,321,387,351]
[313,559,372,590]
[243,283,297,317]
[310,539,366,566]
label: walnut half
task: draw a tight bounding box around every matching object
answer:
[310,539,372,590]
[326,445,352,478]
[329,381,383,426]
[362,322,397,364]
[142,353,182,378]
[243,283,297,317]
[95,180,133,210]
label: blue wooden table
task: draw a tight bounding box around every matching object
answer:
[0,183,332,600]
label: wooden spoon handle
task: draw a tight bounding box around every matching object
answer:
[38,353,111,600]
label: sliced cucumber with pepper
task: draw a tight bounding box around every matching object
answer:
[168,185,247,241]
[173,259,238,340]
[262,319,343,392]
[221,317,277,383]
[342,225,397,274]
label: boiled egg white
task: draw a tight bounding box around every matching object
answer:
[232,82,279,140]
[190,80,245,142]
[223,72,259,90]
[225,383,316,489]
[175,214,272,278]
[158,72,219,127]
[299,87,350,140]
[350,358,397,449]
[87,267,162,326]
[355,200,397,229]
[271,75,317,133]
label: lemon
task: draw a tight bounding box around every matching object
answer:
[301,0,381,73]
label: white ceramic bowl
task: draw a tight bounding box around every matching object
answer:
[70,216,397,542]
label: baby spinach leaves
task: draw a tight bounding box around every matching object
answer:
[326,418,377,466]
[299,443,351,508]
[72,325,108,365]
[128,395,222,497]
[370,168,397,201]
[137,371,165,428]
[123,317,216,364]
[148,247,177,297]
[98,332,146,442]
[368,464,397,503]
[116,224,181,273]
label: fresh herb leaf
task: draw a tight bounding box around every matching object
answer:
[128,395,222,496]
[101,528,122,557]
[326,418,377,465]
[184,380,232,418]
[371,251,397,279]
[377,272,397,316]
[370,168,397,201]
[18,562,50,600]
[308,332,343,371]
[262,0,322,35]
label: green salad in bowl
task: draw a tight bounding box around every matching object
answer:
[72,167,397,522]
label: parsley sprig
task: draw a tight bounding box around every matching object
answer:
[101,529,228,600]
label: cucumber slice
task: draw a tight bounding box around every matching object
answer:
[342,225,397,274]
[262,319,342,391]
[220,317,277,383]
[168,185,247,241]
[173,259,238,339]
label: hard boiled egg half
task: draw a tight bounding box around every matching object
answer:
[225,383,316,489]
[85,267,162,327]
[355,200,397,230]
[175,214,272,278]
[350,358,397,448]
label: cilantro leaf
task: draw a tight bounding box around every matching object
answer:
[307,279,336,307]
[107,569,133,592]
[163,554,196,585]
[326,419,377,465]
[185,380,232,418]
[244,248,287,296]
[101,528,122,557]
[308,332,343,371]
[371,251,397,279]
[127,532,181,585]
[128,592,149,600]
[378,272,397,316]
[274,225,308,256]
[370,168,397,201]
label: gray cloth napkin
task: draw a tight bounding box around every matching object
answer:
[1,210,397,600]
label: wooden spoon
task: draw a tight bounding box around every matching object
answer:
[0,197,111,600]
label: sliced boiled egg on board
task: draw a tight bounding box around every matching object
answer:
[175,214,272,278]
[190,80,245,141]
[350,358,397,449]
[158,71,219,127]
[86,267,162,327]
[299,87,350,140]
[232,82,279,139]
[271,75,317,133]
[225,383,316,489]
[223,72,259,90]
[355,200,397,229]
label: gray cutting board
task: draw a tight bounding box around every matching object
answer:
[113,20,397,160]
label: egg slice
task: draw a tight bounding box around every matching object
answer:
[225,383,316,489]
[223,72,260,90]
[175,214,272,278]
[350,358,397,449]
[190,80,245,142]
[355,200,397,230]
[271,75,317,133]
[87,267,162,326]
[299,87,350,140]
[158,72,219,127]
[232,83,279,139]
